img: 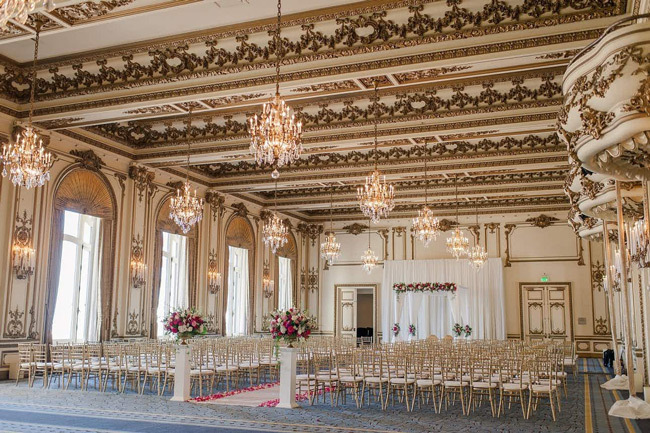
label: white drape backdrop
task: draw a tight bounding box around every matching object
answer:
[382,258,505,341]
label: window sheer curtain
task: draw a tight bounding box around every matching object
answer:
[156,232,189,338]
[226,246,249,336]
[382,258,505,341]
[278,257,292,311]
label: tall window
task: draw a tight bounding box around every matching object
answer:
[156,231,188,338]
[278,256,292,311]
[226,246,249,336]
[52,211,102,342]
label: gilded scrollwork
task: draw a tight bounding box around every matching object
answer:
[128,165,155,202]
[525,214,559,229]
[0,1,618,103]
[70,149,104,171]
[5,307,25,338]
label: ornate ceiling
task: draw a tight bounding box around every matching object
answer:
[0,0,638,222]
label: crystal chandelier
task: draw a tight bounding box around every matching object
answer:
[248,0,302,179]
[320,189,341,265]
[263,181,288,254]
[357,82,395,223]
[467,201,488,269]
[0,1,55,29]
[1,24,53,189]
[412,141,440,247]
[169,108,204,234]
[361,219,378,274]
[446,175,469,259]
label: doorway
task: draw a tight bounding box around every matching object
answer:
[335,285,377,343]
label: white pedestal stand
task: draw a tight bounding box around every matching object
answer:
[170,344,191,402]
[601,375,629,390]
[277,347,299,409]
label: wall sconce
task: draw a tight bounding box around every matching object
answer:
[130,234,147,288]
[12,211,34,280]
[208,249,221,294]
[263,259,274,299]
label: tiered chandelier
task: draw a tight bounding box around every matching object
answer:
[412,141,440,247]
[169,108,204,234]
[0,24,53,189]
[467,200,488,269]
[357,82,395,223]
[446,175,469,260]
[263,181,288,254]
[0,1,55,29]
[361,218,378,274]
[320,189,341,265]
[248,0,302,179]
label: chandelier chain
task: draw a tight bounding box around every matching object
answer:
[424,141,428,206]
[28,21,41,128]
[275,0,281,96]
[373,81,379,170]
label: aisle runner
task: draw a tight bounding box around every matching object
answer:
[191,383,279,407]
[191,383,333,408]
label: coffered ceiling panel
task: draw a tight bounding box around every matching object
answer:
[0,0,638,222]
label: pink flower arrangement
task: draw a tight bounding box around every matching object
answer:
[464,324,472,337]
[393,282,457,294]
[269,307,315,345]
[452,323,472,337]
[392,323,400,337]
[408,324,416,337]
[163,307,207,341]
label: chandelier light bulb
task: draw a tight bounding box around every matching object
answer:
[446,227,469,260]
[263,212,288,254]
[361,247,378,274]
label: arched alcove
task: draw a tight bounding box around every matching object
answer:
[45,167,118,343]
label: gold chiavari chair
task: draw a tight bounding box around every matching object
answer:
[527,349,560,421]
[312,350,341,406]
[497,355,528,419]
[338,348,364,408]
[413,346,440,412]
[15,343,33,387]
[468,351,497,416]
[386,348,415,411]
[440,348,469,415]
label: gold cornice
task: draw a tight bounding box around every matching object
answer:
[19,29,603,110]
[23,0,428,68]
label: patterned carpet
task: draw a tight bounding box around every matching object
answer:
[0,359,645,433]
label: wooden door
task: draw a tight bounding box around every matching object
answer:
[338,287,357,340]
[521,283,572,341]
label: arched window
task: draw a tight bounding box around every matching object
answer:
[150,196,198,339]
[224,216,255,336]
[45,168,117,344]
[274,232,297,311]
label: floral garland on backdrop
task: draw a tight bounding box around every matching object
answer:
[393,282,457,294]
[408,324,416,337]
[452,323,472,337]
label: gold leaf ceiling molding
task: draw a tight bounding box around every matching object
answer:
[304,196,569,220]
[252,169,568,200]
[0,0,621,103]
[88,75,562,148]
[200,134,562,177]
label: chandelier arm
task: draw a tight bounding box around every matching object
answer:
[28,21,42,128]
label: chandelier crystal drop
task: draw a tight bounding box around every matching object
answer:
[1,25,52,189]
[467,200,488,269]
[446,175,469,259]
[263,180,288,254]
[357,82,395,223]
[361,219,378,274]
[169,108,204,234]
[412,141,439,246]
[320,189,341,265]
[248,0,302,177]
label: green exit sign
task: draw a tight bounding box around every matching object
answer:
[540,275,549,282]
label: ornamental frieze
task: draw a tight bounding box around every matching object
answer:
[202,134,562,177]
[304,195,569,218]
[256,170,567,200]
[89,76,562,148]
[0,0,619,103]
